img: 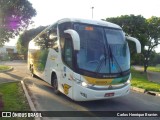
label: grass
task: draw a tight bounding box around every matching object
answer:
[147,66,160,72]
[0,65,10,71]
[0,82,33,120]
[131,69,160,92]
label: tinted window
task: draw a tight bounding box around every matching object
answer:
[64,38,73,68]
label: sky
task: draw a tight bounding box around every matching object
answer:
[5,0,160,52]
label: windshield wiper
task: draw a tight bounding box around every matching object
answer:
[109,45,114,66]
[95,44,107,75]
[94,44,123,77]
[95,45,108,74]
[108,45,123,75]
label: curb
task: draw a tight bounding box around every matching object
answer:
[0,66,14,73]
[21,81,41,120]
[0,81,19,85]
[131,86,160,97]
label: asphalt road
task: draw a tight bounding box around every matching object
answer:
[0,61,160,120]
[0,60,28,84]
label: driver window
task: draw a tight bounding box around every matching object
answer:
[64,38,73,68]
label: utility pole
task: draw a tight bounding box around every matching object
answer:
[91,7,94,19]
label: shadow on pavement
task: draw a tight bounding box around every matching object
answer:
[0,76,18,84]
[4,72,23,80]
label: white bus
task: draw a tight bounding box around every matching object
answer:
[28,18,141,101]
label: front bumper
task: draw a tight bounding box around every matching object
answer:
[72,82,130,101]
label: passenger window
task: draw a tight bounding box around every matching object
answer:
[35,32,48,49]
[47,24,59,52]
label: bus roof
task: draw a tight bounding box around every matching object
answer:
[57,18,122,29]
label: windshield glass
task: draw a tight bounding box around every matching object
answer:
[74,23,130,75]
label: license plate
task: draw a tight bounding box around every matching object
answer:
[104,93,114,97]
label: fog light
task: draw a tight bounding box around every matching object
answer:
[80,92,87,98]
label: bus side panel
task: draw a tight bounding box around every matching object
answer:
[59,64,74,99]
[44,48,74,99]
[44,48,58,84]
[28,44,49,79]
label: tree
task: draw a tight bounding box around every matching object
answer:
[149,52,160,66]
[16,26,47,59]
[105,15,160,72]
[0,0,36,47]
[143,16,160,72]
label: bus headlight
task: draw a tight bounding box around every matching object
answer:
[75,79,91,88]
[126,74,131,84]
[126,79,130,84]
[82,82,88,87]
[125,74,131,84]
[81,81,93,88]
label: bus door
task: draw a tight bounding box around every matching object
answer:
[60,36,74,98]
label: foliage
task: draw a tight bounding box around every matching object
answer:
[149,52,160,66]
[105,15,160,72]
[143,16,160,72]
[0,0,36,47]
[147,66,160,72]
[156,64,160,68]
[0,82,31,110]
[0,82,33,120]
[131,69,160,92]
[0,65,10,71]
[16,26,47,58]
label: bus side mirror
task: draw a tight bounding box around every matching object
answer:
[64,29,80,51]
[126,36,141,53]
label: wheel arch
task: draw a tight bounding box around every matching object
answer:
[51,71,57,84]
[51,70,60,94]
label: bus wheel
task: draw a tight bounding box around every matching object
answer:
[51,74,59,94]
[30,65,35,77]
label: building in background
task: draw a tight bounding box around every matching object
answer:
[0,46,20,60]
[0,46,17,54]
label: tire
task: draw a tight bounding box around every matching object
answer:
[51,74,59,94]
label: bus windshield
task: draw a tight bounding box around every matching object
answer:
[74,23,130,77]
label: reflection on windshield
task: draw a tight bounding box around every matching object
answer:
[75,23,130,75]
[105,28,130,73]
